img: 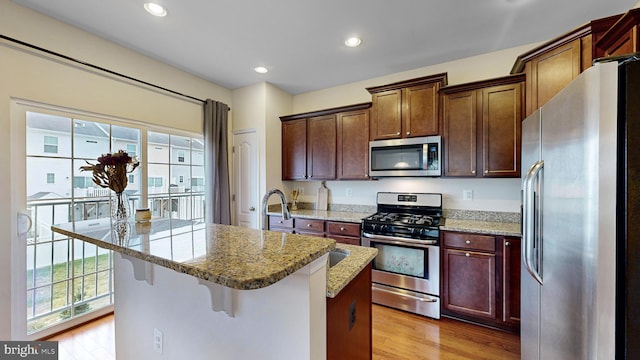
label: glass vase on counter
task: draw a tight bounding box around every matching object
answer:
[110,191,130,223]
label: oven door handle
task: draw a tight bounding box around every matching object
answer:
[362,232,437,248]
[373,284,438,303]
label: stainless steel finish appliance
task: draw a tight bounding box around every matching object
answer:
[369,136,441,177]
[521,57,640,359]
[361,192,442,319]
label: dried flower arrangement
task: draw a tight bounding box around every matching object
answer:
[79,150,140,193]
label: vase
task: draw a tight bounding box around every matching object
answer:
[110,191,130,223]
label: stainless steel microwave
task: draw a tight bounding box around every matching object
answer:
[369,136,442,177]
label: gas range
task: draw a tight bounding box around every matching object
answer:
[362,193,443,244]
[361,192,443,319]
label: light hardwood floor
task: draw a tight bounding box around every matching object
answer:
[47,305,520,359]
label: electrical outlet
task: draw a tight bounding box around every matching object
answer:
[463,189,473,200]
[153,328,163,354]
[346,188,353,197]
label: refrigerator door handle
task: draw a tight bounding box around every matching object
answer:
[523,160,544,285]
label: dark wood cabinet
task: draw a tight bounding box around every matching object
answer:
[596,9,640,58]
[441,231,520,332]
[500,236,521,327]
[511,14,621,117]
[367,74,447,140]
[282,119,308,180]
[294,218,325,236]
[268,216,361,246]
[307,115,337,180]
[281,103,371,181]
[268,216,294,233]
[337,109,370,180]
[441,75,523,178]
[326,221,361,246]
[327,263,372,360]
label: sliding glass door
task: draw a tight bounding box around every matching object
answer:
[12,101,206,339]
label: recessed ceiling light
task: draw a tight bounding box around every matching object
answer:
[254,66,269,74]
[345,37,362,47]
[144,3,167,17]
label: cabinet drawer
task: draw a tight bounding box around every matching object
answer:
[269,216,293,229]
[329,235,360,246]
[295,219,325,233]
[326,222,361,237]
[443,232,495,252]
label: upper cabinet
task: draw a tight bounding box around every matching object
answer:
[366,74,447,140]
[280,103,371,181]
[596,9,640,58]
[337,108,370,180]
[441,75,524,178]
[511,14,621,117]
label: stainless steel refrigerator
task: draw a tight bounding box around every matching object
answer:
[521,57,640,359]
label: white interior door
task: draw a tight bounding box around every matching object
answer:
[232,130,258,228]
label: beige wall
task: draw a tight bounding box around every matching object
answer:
[1,0,232,339]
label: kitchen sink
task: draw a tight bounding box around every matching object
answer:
[328,249,349,268]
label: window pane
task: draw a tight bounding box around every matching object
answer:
[27,157,72,200]
[73,119,110,159]
[148,132,169,164]
[27,112,71,158]
[192,139,204,166]
[170,165,190,193]
[112,125,140,158]
[191,166,205,193]
[126,144,137,158]
[171,135,191,165]
[148,164,169,194]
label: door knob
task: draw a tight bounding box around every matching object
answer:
[249,207,255,211]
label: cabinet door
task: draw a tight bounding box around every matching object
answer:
[501,237,521,326]
[442,248,496,320]
[603,27,636,57]
[282,119,308,180]
[402,83,440,137]
[481,83,522,178]
[307,115,336,180]
[526,39,581,116]
[370,90,402,140]
[443,90,477,177]
[337,109,370,180]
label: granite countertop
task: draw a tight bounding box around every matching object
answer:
[440,219,521,237]
[51,218,335,291]
[326,243,377,298]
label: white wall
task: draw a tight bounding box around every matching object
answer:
[1,0,232,339]
[285,43,542,213]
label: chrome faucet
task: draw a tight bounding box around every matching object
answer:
[261,189,291,230]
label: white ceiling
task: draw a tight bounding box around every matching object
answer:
[12,0,637,95]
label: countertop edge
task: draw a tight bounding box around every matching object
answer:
[51,224,336,290]
[326,243,378,298]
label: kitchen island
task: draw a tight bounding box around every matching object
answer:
[52,218,338,360]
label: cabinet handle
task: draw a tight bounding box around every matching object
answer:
[249,207,255,211]
[278,220,283,224]
[505,241,511,246]
[406,131,411,136]
[484,170,488,174]
[471,170,476,174]
[465,240,471,244]
[396,132,400,136]
[307,224,312,227]
[465,253,470,257]
[340,227,345,231]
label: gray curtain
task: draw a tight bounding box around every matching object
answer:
[204,99,231,224]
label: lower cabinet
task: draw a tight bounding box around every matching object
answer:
[268,216,361,245]
[327,263,372,360]
[441,231,520,332]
